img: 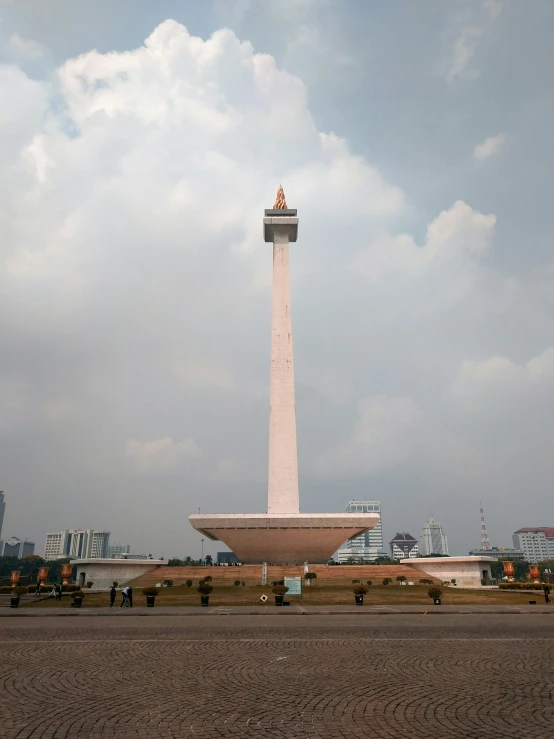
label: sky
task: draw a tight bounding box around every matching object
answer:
[0,0,553,560]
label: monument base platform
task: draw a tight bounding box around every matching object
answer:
[189,513,379,564]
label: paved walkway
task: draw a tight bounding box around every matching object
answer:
[1,603,553,616]
[0,614,552,738]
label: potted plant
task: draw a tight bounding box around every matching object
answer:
[304,572,317,586]
[198,582,213,606]
[382,578,391,586]
[234,580,241,586]
[366,581,372,586]
[396,576,407,585]
[272,584,289,606]
[142,586,159,607]
[428,586,443,605]
[86,581,94,589]
[70,590,85,608]
[11,586,27,608]
[185,579,193,587]
[202,575,213,583]
[353,585,368,605]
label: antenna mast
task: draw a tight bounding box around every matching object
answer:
[480,502,492,550]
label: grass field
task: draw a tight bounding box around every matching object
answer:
[22,584,544,608]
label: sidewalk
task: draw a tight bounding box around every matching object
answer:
[1,604,553,617]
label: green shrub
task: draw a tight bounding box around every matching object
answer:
[366,581,372,586]
[185,579,193,587]
[272,585,289,595]
[70,590,85,600]
[241,581,246,586]
[304,572,317,581]
[352,579,360,584]
[86,581,94,588]
[202,575,213,583]
[112,581,118,587]
[271,580,284,586]
[163,580,174,587]
[0,585,15,593]
[14,586,28,596]
[382,578,391,586]
[142,586,159,596]
[396,576,407,583]
[353,585,369,596]
[419,578,433,585]
[63,584,79,592]
[198,583,214,595]
[498,582,544,590]
[428,587,443,600]
[234,580,241,586]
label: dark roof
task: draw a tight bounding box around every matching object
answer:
[390,533,417,543]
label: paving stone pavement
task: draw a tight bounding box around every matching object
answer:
[0,614,553,738]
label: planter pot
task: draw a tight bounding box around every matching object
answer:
[200,595,210,607]
[433,598,441,605]
[10,597,20,608]
[146,595,156,608]
[274,595,284,606]
[71,597,84,608]
[355,595,364,606]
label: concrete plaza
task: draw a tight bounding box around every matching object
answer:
[0,614,552,738]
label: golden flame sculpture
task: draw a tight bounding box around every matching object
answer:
[273,185,288,210]
[503,560,515,581]
[529,565,540,583]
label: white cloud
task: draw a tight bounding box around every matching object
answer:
[454,347,554,396]
[125,436,203,473]
[473,133,507,162]
[7,33,47,61]
[443,26,484,83]
[353,200,496,291]
[483,0,502,19]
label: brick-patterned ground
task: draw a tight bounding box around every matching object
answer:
[0,615,553,738]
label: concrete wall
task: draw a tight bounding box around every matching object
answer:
[72,560,164,590]
[402,557,495,588]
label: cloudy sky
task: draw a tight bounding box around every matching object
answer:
[1,0,553,559]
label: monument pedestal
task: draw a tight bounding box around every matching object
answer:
[189,513,379,565]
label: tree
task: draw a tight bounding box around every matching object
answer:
[205,554,213,566]
[382,578,391,586]
[396,576,407,585]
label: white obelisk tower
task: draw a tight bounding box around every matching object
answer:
[264,186,299,514]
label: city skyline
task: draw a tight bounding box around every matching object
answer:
[0,2,553,555]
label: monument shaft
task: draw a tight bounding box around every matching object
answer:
[268,230,299,514]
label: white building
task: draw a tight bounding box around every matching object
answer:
[420,516,449,556]
[390,533,419,560]
[336,501,386,563]
[44,530,110,561]
[512,528,553,563]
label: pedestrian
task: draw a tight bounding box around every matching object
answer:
[544,584,551,604]
[56,583,63,601]
[49,584,56,598]
[120,586,129,607]
[34,581,41,596]
[127,586,133,608]
[110,584,116,607]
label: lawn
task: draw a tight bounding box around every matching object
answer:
[23,584,541,608]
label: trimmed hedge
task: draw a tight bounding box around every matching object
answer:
[498,582,546,590]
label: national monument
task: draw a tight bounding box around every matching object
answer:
[189,188,379,563]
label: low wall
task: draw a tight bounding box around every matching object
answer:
[401,557,495,588]
[128,563,440,588]
[72,559,165,590]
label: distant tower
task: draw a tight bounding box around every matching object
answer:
[0,491,5,542]
[480,503,492,551]
[420,516,449,556]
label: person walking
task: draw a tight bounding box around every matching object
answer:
[120,586,129,607]
[56,583,63,601]
[127,586,133,608]
[544,584,551,604]
[110,584,117,607]
[34,581,41,596]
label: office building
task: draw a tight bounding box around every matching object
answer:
[106,544,130,558]
[44,530,110,561]
[0,491,5,542]
[420,516,449,556]
[390,533,419,560]
[512,528,554,563]
[469,547,525,560]
[336,501,386,562]
[1,537,35,558]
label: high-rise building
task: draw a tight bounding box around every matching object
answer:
[1,537,35,558]
[336,501,386,562]
[106,544,131,558]
[512,528,554,563]
[390,533,419,560]
[0,491,5,542]
[44,530,110,561]
[420,516,449,556]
